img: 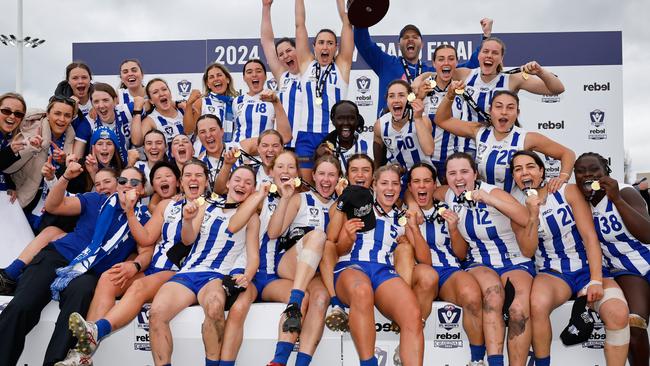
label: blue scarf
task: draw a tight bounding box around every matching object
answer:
[50,193,137,300]
[94,112,128,164]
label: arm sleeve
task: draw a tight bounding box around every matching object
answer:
[0,146,20,171]
[353,27,391,74]
[458,39,481,69]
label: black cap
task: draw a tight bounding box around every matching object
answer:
[502,277,516,325]
[560,296,595,346]
[336,185,375,232]
[399,24,422,39]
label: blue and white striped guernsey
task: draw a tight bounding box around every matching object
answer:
[288,191,332,233]
[334,137,369,176]
[297,60,348,134]
[460,68,510,122]
[445,183,529,268]
[150,200,183,272]
[380,112,433,170]
[591,185,650,277]
[148,109,185,144]
[424,90,474,166]
[514,185,587,273]
[201,92,235,143]
[118,88,142,105]
[418,206,460,268]
[258,195,282,275]
[474,125,527,193]
[179,205,246,274]
[232,92,275,143]
[338,208,404,265]
[278,71,302,147]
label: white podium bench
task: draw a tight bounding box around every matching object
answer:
[0,296,612,365]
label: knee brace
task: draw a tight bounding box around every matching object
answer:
[605,325,630,346]
[594,287,627,313]
[298,248,322,270]
[629,313,648,330]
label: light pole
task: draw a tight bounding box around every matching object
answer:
[0,0,46,93]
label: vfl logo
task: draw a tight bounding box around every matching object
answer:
[207,105,216,113]
[356,76,371,94]
[164,126,174,137]
[266,78,278,91]
[477,144,488,157]
[429,95,440,107]
[268,203,277,212]
[374,346,388,366]
[136,304,151,331]
[177,80,192,98]
[590,109,605,127]
[466,87,475,97]
[309,208,319,217]
[437,304,461,331]
[382,137,392,147]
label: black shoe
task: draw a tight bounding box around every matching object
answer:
[0,269,17,296]
[281,302,302,333]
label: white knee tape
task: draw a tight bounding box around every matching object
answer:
[298,248,322,270]
[594,287,627,313]
[629,314,648,329]
[605,325,630,346]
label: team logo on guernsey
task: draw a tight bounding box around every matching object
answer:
[207,105,216,113]
[382,137,392,146]
[269,203,277,212]
[164,126,174,137]
[309,208,319,217]
[134,304,151,351]
[266,78,278,91]
[465,86,476,97]
[435,304,463,348]
[177,80,192,98]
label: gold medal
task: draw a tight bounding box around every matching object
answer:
[429,79,437,89]
[315,97,323,106]
[407,93,416,103]
[464,191,473,201]
[339,177,348,186]
[591,181,601,191]
[437,207,447,216]
[195,197,206,206]
[294,177,302,187]
[398,216,408,226]
[233,150,241,158]
[211,192,219,200]
[526,189,538,197]
[326,141,335,151]
[269,184,278,194]
[522,71,530,80]
[454,88,465,95]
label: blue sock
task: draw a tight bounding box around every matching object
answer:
[487,355,504,366]
[535,356,550,366]
[272,341,294,364]
[288,289,305,307]
[95,318,112,340]
[330,296,344,308]
[4,259,25,281]
[360,356,378,366]
[220,361,234,366]
[205,358,219,366]
[469,344,486,362]
[295,352,312,366]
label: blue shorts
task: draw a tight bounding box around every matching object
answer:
[464,261,536,278]
[333,261,399,295]
[608,268,650,283]
[169,271,224,296]
[252,272,281,302]
[295,131,328,169]
[539,267,592,297]
[144,266,174,276]
[432,265,461,290]
[230,268,245,276]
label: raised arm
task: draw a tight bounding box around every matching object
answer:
[181,201,205,245]
[511,61,565,95]
[228,183,269,233]
[182,90,202,135]
[262,90,292,144]
[372,119,387,169]
[434,80,482,139]
[441,209,469,261]
[334,0,354,83]
[411,98,434,156]
[295,0,314,73]
[261,0,286,81]
[267,187,301,239]
[458,18,493,69]
[405,215,431,265]
[525,132,575,193]
[129,96,146,146]
[126,196,169,247]
[353,27,389,74]
[473,187,530,227]
[44,158,83,215]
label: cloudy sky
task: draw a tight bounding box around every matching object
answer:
[1,0,648,179]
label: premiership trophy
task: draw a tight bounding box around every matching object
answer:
[347,0,389,28]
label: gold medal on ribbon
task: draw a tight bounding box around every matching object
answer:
[437,207,447,215]
[233,150,241,158]
[454,88,465,95]
[591,181,601,191]
[269,184,278,194]
[195,197,206,206]
[315,97,323,106]
[398,216,408,226]
[326,141,335,151]
[526,189,538,197]
[294,177,302,187]
[407,93,416,103]
[429,79,437,89]
[211,192,219,200]
[522,71,530,80]
[464,191,473,201]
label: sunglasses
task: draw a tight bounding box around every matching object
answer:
[48,95,77,108]
[0,108,26,119]
[117,177,142,187]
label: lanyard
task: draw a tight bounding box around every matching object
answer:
[314,63,334,99]
[400,57,422,84]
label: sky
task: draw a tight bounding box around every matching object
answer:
[1,0,648,180]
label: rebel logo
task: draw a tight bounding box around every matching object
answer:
[537,120,565,130]
[583,82,610,92]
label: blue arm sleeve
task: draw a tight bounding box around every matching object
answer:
[459,40,481,69]
[353,27,392,75]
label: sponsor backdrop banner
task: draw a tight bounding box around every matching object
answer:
[74,31,623,180]
[3,297,607,365]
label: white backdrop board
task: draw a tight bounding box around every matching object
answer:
[75,30,624,180]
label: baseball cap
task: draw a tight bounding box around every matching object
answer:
[399,24,422,39]
[336,185,375,232]
[560,296,595,346]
